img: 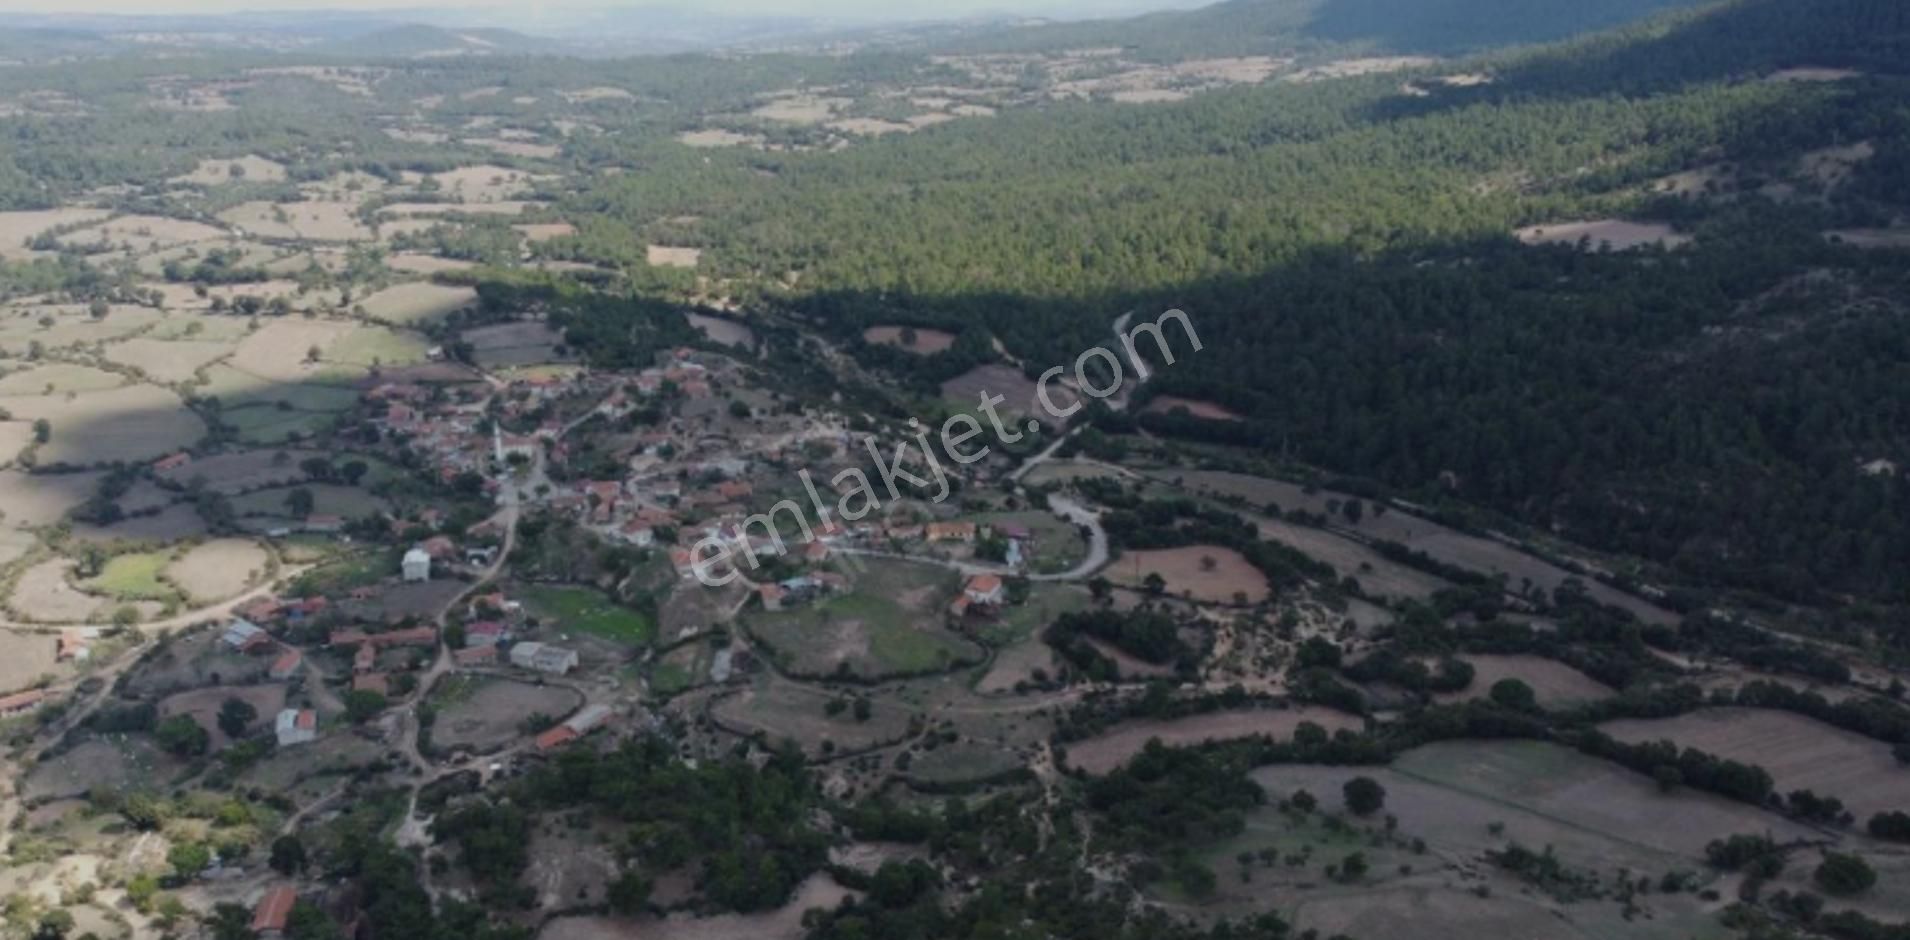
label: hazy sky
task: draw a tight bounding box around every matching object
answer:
[0,0,1188,18]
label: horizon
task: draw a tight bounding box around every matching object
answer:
[0,0,1207,23]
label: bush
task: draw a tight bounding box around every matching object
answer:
[1813,852,1877,896]
[1343,777,1385,816]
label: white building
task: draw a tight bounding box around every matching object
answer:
[275,709,317,747]
[509,641,579,675]
[401,547,432,583]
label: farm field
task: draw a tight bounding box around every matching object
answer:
[1432,654,1613,709]
[711,676,913,759]
[168,538,272,600]
[429,676,584,752]
[356,282,477,324]
[9,559,106,622]
[1064,706,1364,775]
[0,383,205,464]
[157,683,287,747]
[1599,708,1906,819]
[1105,545,1269,604]
[524,584,655,646]
[745,559,981,679]
[1203,739,1820,937]
[0,629,65,693]
[79,551,177,602]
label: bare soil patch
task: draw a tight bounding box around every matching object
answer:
[1516,219,1690,250]
[862,325,956,354]
[157,683,286,748]
[431,678,583,752]
[168,538,271,601]
[1106,545,1269,604]
[646,245,702,269]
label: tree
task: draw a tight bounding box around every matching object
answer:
[217,697,258,739]
[168,840,212,879]
[1289,789,1317,813]
[1337,851,1369,882]
[1868,811,1910,843]
[271,834,307,875]
[1489,678,1538,712]
[306,344,322,363]
[1141,572,1167,596]
[285,487,315,518]
[1343,777,1386,817]
[87,298,109,319]
[154,714,210,756]
[344,689,387,723]
[33,909,74,940]
[31,418,49,443]
[606,869,651,915]
[1814,851,1877,896]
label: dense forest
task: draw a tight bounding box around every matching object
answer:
[557,0,1910,605]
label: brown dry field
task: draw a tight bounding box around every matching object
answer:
[1599,707,1905,819]
[378,201,539,218]
[10,559,103,622]
[0,384,206,465]
[171,155,287,185]
[356,282,477,324]
[168,538,271,601]
[0,470,102,529]
[0,209,112,260]
[646,245,702,268]
[862,325,956,354]
[100,338,234,383]
[939,363,1075,427]
[0,363,125,396]
[1141,395,1244,421]
[540,874,855,940]
[158,683,287,748]
[677,129,766,149]
[432,164,548,202]
[1106,545,1269,604]
[513,222,576,242]
[0,629,63,693]
[1065,706,1362,775]
[386,252,478,274]
[228,319,356,380]
[56,215,226,254]
[1433,653,1612,707]
[468,137,561,159]
[432,679,584,751]
[1516,219,1691,250]
[217,200,371,242]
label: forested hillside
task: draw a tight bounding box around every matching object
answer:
[943,0,1711,59]
[562,0,1910,605]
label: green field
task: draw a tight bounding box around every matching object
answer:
[82,551,179,601]
[525,584,655,646]
[748,559,983,678]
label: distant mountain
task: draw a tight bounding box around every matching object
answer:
[935,0,1720,59]
[311,23,567,58]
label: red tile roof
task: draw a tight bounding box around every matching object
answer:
[252,886,297,933]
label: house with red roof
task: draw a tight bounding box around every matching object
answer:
[252,885,297,937]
